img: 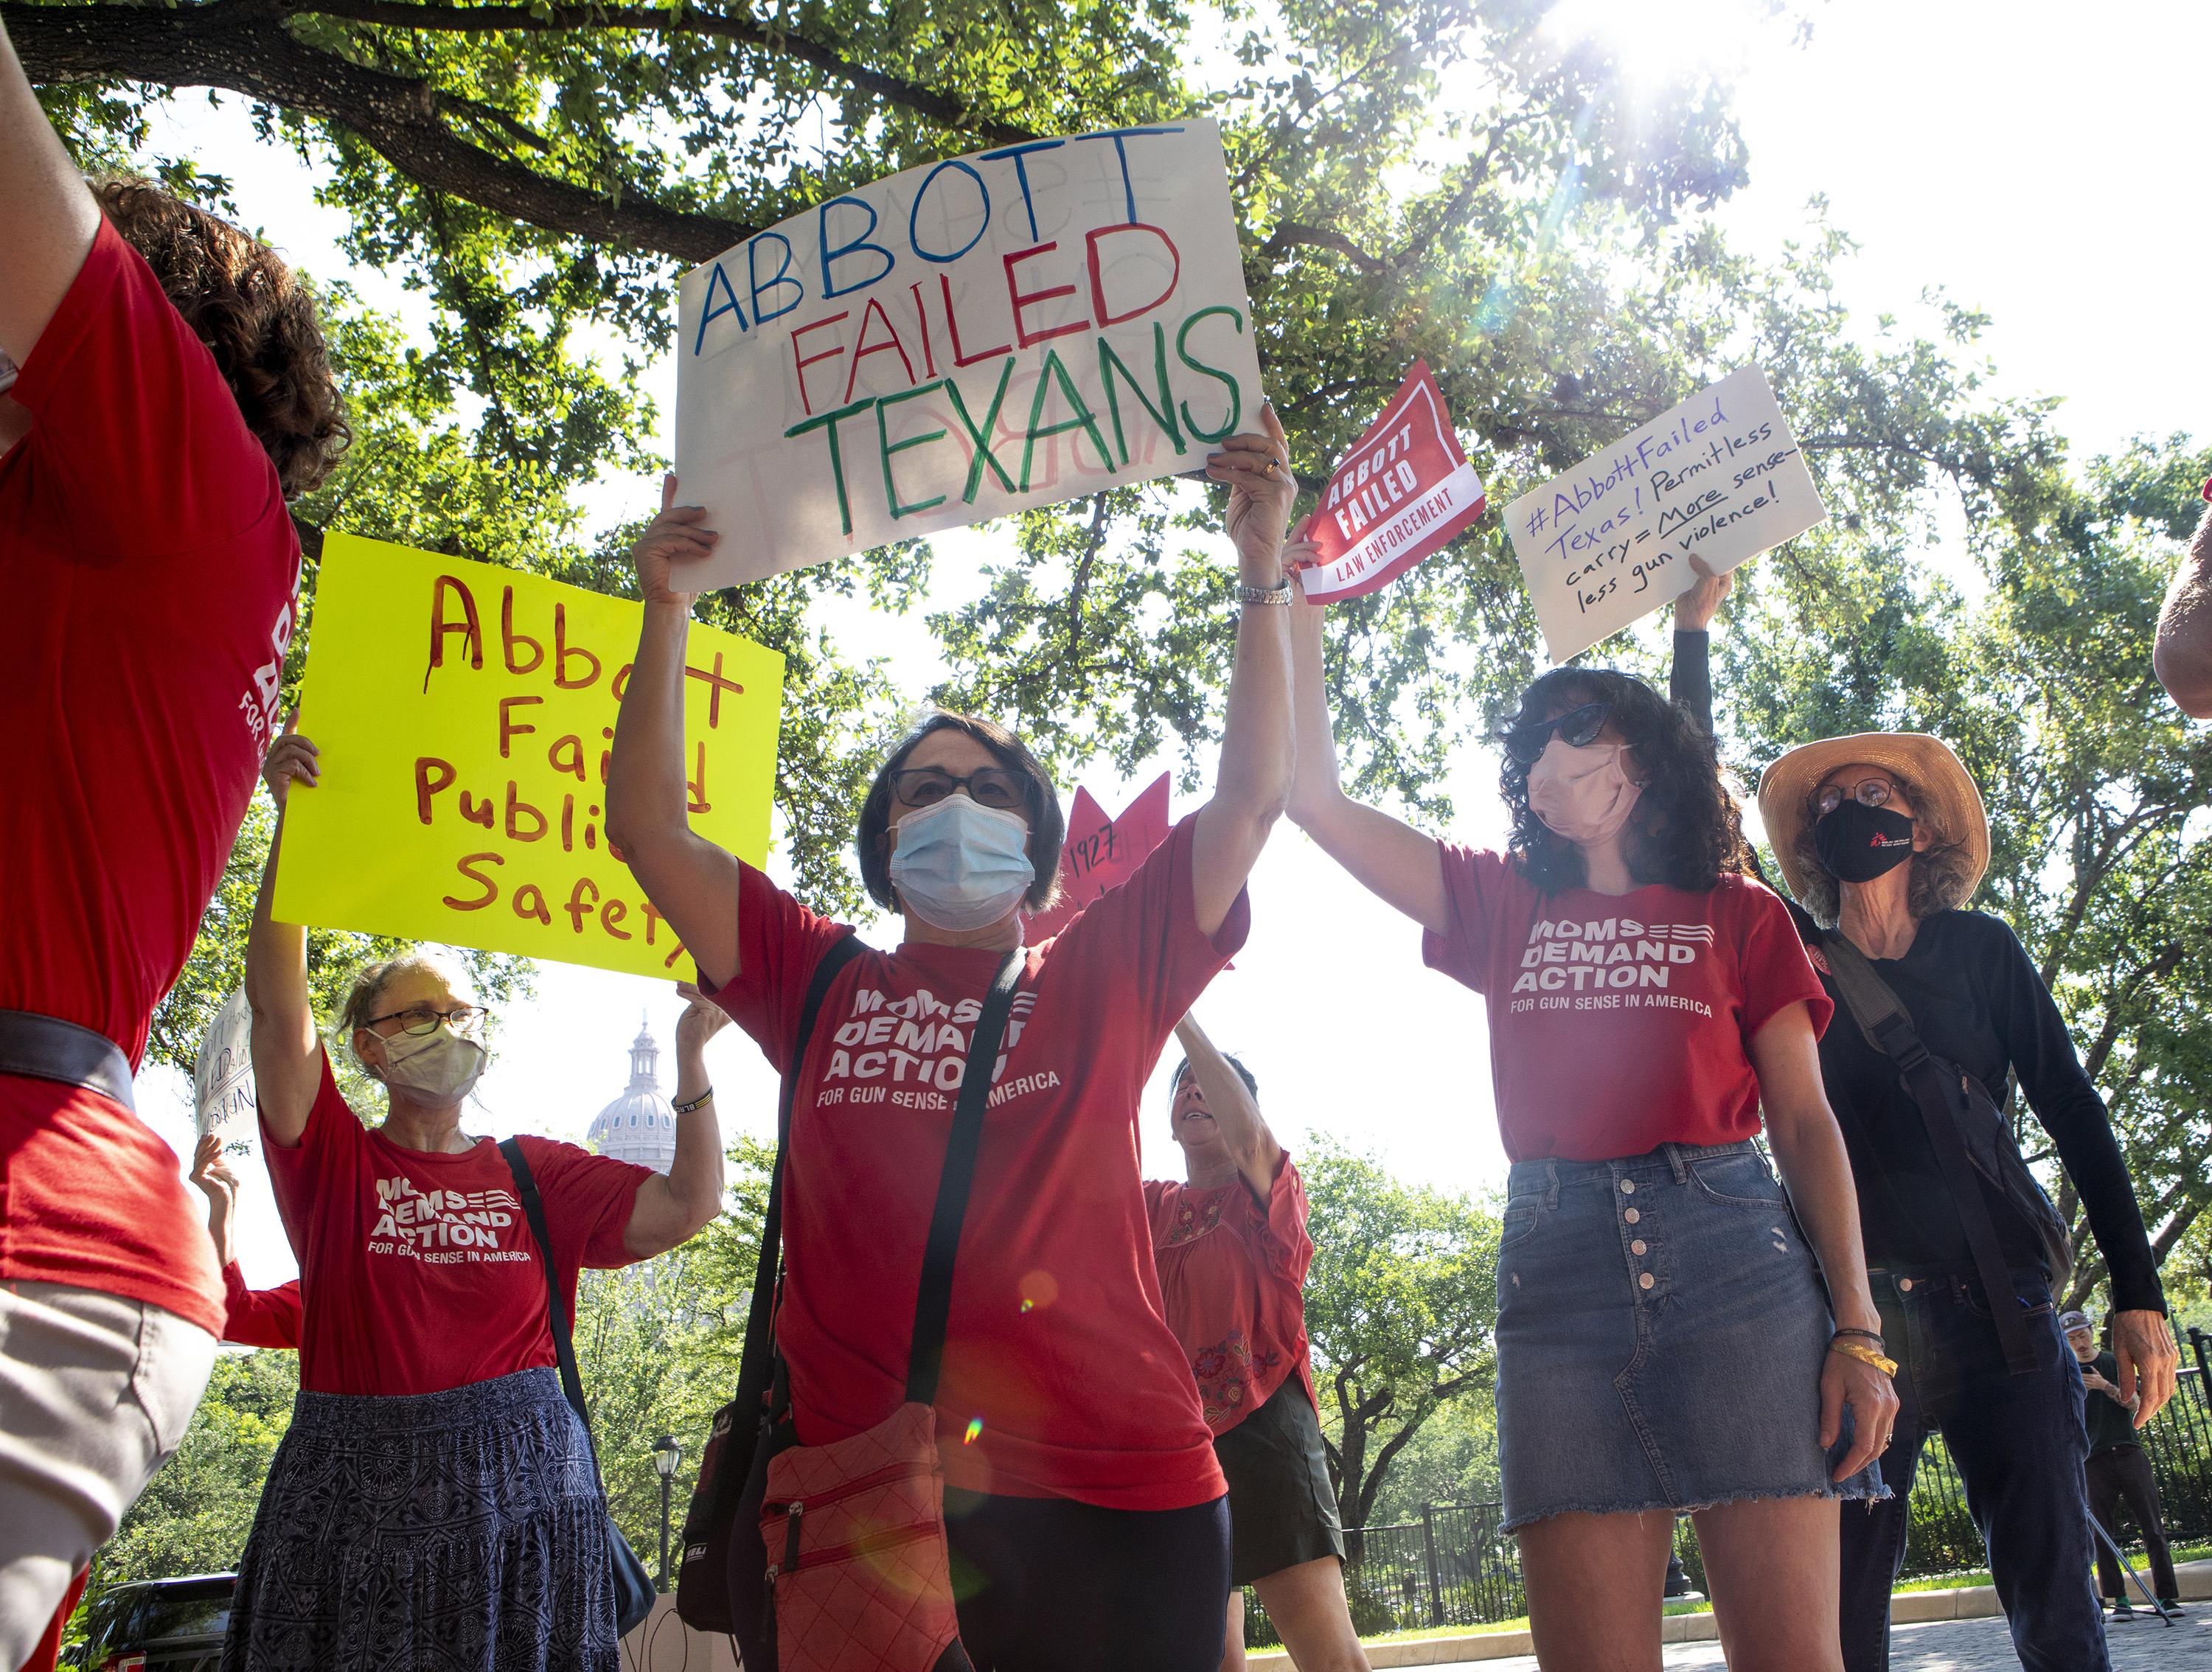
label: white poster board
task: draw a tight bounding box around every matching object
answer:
[192,986,255,1140]
[673,122,1265,588]
[1503,366,1827,663]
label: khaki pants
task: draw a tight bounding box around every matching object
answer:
[0,1282,215,1671]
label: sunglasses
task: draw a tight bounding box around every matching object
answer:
[1504,700,1610,767]
[890,766,1032,812]
[1815,777,1896,817]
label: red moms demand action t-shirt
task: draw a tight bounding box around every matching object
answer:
[262,1056,650,1396]
[1146,1153,1319,1436]
[708,813,1244,1511]
[1423,845,1832,1162]
[1,220,303,1337]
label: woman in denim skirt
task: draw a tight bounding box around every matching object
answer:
[1281,560,1896,1668]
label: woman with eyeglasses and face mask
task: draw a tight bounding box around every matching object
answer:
[224,724,729,1671]
[605,417,1297,1671]
[1279,532,1895,1671]
[1754,734,2178,1672]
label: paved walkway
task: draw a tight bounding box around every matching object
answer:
[1461,1609,2212,1669]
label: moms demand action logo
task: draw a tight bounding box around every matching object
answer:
[1509,914,1714,996]
[366,1174,526,1265]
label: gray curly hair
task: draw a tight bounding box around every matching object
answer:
[1789,766,1979,927]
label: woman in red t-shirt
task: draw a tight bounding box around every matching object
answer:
[222,731,731,1671]
[1147,1015,1368,1672]
[602,417,1296,1672]
[1279,545,1899,1671]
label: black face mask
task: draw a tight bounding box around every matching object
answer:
[1815,801,1916,882]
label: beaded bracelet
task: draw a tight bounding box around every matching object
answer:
[1832,1327,1887,1347]
[672,1087,714,1115]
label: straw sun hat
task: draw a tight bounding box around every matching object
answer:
[1756,733,1991,908]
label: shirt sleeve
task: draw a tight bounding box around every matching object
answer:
[257,1051,363,1264]
[523,1137,654,1274]
[1671,629,1714,735]
[1251,1154,1315,1286]
[10,217,285,559]
[1420,843,1506,993]
[1043,812,1248,1056]
[697,860,857,1074]
[1979,917,2166,1315]
[1735,879,1835,1044]
[222,1270,303,1351]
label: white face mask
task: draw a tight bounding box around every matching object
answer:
[888,794,1036,931]
[1527,737,1644,846]
[372,1023,488,1102]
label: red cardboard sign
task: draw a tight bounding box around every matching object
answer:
[1026,773,1172,940]
[1300,360,1487,603]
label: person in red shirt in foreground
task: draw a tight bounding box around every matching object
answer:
[224,728,728,1671]
[605,412,1296,1672]
[1279,526,1899,1672]
[0,24,347,1670]
[189,1133,302,1351]
[1147,1014,1369,1672]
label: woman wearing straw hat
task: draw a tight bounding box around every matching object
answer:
[1757,734,2179,1672]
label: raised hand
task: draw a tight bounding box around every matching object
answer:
[674,980,731,1054]
[1674,556,1734,633]
[189,1131,240,1208]
[1207,403,1296,579]
[632,473,718,610]
[262,712,319,810]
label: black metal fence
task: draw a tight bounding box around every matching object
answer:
[1248,1347,2212,1646]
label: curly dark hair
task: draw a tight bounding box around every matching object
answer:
[1501,666,1752,894]
[856,711,1065,914]
[94,180,348,498]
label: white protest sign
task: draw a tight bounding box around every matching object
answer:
[1504,366,1826,663]
[674,122,1265,587]
[192,987,254,1139]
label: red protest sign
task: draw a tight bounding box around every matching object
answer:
[1299,360,1487,603]
[1026,773,1172,940]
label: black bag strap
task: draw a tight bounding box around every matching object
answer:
[734,933,868,1419]
[496,1135,603,1470]
[906,948,1026,1406]
[1820,933,2039,1376]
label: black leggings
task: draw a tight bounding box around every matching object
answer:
[945,1489,1230,1672]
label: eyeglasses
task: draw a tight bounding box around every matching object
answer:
[890,767,1032,811]
[1815,777,1896,817]
[361,1003,487,1038]
[1504,700,1610,767]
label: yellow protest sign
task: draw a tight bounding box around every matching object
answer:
[273,534,782,978]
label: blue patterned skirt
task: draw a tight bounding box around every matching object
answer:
[222,1367,619,1672]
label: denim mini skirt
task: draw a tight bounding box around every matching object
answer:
[1495,1140,1885,1531]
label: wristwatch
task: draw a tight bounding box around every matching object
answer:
[1238,579,1293,607]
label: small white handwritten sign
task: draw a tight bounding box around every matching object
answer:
[1504,366,1826,663]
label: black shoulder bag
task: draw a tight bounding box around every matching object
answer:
[1820,933,2074,1377]
[497,1136,660,1638]
[673,930,866,1631]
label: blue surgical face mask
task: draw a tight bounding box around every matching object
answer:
[888,794,1035,931]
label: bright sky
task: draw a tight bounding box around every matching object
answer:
[127,0,2212,1288]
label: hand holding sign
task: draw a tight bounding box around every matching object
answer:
[1504,366,1825,662]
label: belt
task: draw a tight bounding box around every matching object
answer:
[0,1009,136,1111]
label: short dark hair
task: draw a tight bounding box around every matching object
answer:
[94,179,349,498]
[1500,666,1751,894]
[1171,1053,1259,1101]
[856,711,1065,913]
